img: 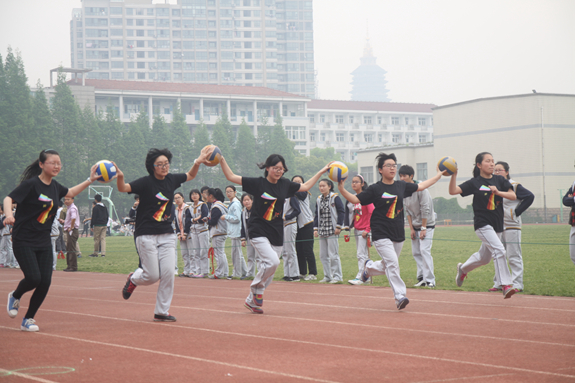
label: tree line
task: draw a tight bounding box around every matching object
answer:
[0,48,356,217]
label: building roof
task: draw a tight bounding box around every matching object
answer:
[307,99,436,113]
[67,79,307,100]
[433,92,575,110]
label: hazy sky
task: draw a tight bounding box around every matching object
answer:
[1,0,573,106]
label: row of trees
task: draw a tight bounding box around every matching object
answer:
[0,48,356,216]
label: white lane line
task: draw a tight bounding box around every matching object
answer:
[4,311,575,381]
[412,372,515,382]
[0,325,341,383]
[0,367,60,383]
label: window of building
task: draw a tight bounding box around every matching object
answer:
[419,135,428,144]
[320,114,325,123]
[310,132,315,142]
[349,115,354,123]
[350,133,354,142]
[377,116,382,125]
[405,117,409,125]
[335,115,343,123]
[418,117,426,126]
[309,114,315,123]
[392,117,400,125]
[364,133,373,142]
[360,167,374,184]
[336,133,344,142]
[392,133,401,143]
[320,133,326,142]
[364,116,372,124]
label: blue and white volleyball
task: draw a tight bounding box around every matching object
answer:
[95,160,117,183]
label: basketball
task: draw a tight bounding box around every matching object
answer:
[438,156,458,175]
[204,145,222,167]
[95,160,117,183]
[328,161,349,182]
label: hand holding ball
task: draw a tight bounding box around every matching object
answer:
[95,160,117,183]
[203,145,222,167]
[438,156,457,176]
[327,161,349,182]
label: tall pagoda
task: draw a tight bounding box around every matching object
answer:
[349,38,390,102]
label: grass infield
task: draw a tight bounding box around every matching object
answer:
[69,224,574,297]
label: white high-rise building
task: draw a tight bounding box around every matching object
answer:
[70,0,315,98]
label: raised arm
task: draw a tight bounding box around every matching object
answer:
[186,146,212,182]
[219,156,242,185]
[114,162,132,193]
[66,163,99,198]
[337,179,360,205]
[299,162,332,192]
[448,170,462,195]
[416,167,443,191]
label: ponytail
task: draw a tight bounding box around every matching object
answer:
[20,149,60,182]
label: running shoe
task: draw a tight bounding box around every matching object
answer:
[348,278,363,285]
[488,287,502,292]
[360,260,372,283]
[318,278,330,283]
[122,273,137,300]
[455,263,467,287]
[426,282,436,288]
[154,313,176,322]
[414,280,427,287]
[244,302,263,314]
[282,276,293,282]
[329,279,343,284]
[7,291,19,318]
[191,273,204,278]
[303,274,317,281]
[21,318,39,332]
[396,297,410,310]
[253,294,263,307]
[290,276,301,282]
[503,285,517,299]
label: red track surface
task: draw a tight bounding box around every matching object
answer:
[1,268,574,382]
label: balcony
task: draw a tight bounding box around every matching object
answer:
[353,123,359,129]
[366,124,374,130]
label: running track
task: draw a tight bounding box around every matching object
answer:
[1,268,574,382]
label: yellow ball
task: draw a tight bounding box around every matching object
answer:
[438,156,458,175]
[203,145,222,167]
[328,161,349,182]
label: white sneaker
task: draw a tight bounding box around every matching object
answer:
[348,278,363,285]
[21,318,39,332]
[303,274,317,281]
[329,279,342,284]
[7,291,19,318]
[414,280,427,287]
[318,278,330,283]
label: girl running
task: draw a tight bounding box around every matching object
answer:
[489,161,534,292]
[292,175,317,281]
[449,152,518,299]
[345,175,374,286]
[224,185,248,279]
[240,193,257,279]
[314,179,345,284]
[188,189,209,278]
[337,152,443,310]
[5,149,98,331]
[219,152,330,314]
[116,147,210,322]
[206,188,229,279]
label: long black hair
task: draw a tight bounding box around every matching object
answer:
[258,154,288,177]
[495,161,510,180]
[291,175,304,183]
[473,152,491,178]
[145,148,172,176]
[319,178,334,192]
[20,149,60,182]
[207,188,225,202]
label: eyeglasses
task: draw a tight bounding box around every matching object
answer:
[271,166,285,173]
[154,162,170,169]
[382,164,397,169]
[44,162,62,168]
[494,169,505,173]
[351,181,361,184]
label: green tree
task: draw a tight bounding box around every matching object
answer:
[268,116,296,167]
[32,80,56,151]
[211,116,233,188]
[151,114,170,150]
[234,118,258,177]
[170,102,192,174]
[255,116,272,162]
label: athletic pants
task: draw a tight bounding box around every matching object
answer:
[179,237,192,276]
[493,229,523,290]
[93,226,106,255]
[296,223,317,276]
[66,228,79,271]
[245,237,282,306]
[460,225,512,287]
[366,239,406,303]
[190,230,209,275]
[319,235,342,282]
[0,236,6,265]
[230,237,248,278]
[12,246,53,319]
[353,229,370,280]
[51,236,58,270]
[1,235,16,267]
[570,226,575,266]
[211,235,228,278]
[133,233,176,316]
[282,223,299,278]
[245,239,257,277]
[411,228,435,284]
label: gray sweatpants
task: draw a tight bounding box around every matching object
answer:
[179,237,192,275]
[211,235,228,278]
[367,239,406,304]
[570,226,575,266]
[245,237,282,306]
[319,235,342,282]
[245,239,257,277]
[411,228,435,284]
[282,223,299,278]
[461,225,512,287]
[231,237,248,278]
[133,233,176,316]
[190,230,209,275]
[493,229,523,290]
[353,229,370,280]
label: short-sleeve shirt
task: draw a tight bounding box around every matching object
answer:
[128,173,187,237]
[242,176,300,247]
[8,176,68,248]
[356,180,418,242]
[459,175,512,232]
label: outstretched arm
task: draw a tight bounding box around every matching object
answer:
[219,157,242,185]
[337,179,360,205]
[299,162,332,192]
[66,163,99,198]
[185,146,212,182]
[114,162,132,193]
[417,167,443,191]
[448,170,462,195]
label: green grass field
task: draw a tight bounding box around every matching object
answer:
[70,224,574,297]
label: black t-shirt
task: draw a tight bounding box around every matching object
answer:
[8,176,68,248]
[242,176,300,246]
[129,173,187,237]
[356,180,418,242]
[459,175,512,232]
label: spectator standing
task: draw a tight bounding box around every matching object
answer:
[63,196,80,272]
[90,194,108,257]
